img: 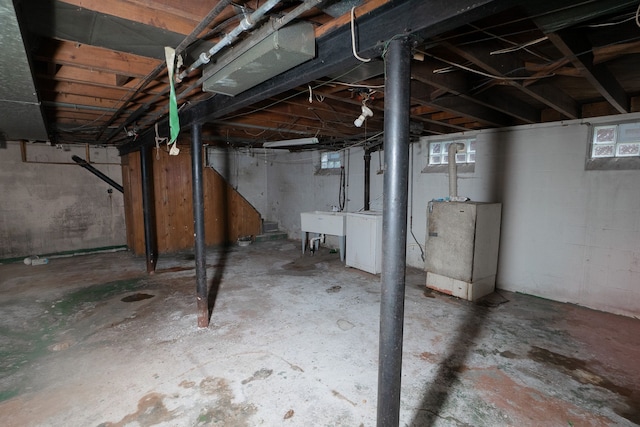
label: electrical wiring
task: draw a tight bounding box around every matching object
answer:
[330,81,385,89]
[469,24,550,61]
[417,49,556,81]
[350,6,372,62]
[584,11,636,27]
[490,36,549,55]
[221,61,377,121]
[433,0,614,46]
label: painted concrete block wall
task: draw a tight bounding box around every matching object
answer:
[265,148,384,246]
[223,115,639,317]
[0,142,126,259]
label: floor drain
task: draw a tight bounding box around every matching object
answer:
[121,293,155,302]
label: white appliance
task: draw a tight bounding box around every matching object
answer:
[425,201,501,301]
[300,211,347,261]
[346,211,383,274]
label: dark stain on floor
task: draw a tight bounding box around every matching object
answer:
[197,377,257,426]
[528,346,640,424]
[98,392,172,427]
[121,293,155,303]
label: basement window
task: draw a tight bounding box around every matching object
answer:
[428,139,476,165]
[423,138,476,174]
[587,122,640,170]
[321,151,341,169]
[316,151,342,176]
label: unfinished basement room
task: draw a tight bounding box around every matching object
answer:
[1,0,640,426]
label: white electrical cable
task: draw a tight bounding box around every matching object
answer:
[490,36,548,55]
[419,50,556,81]
[351,7,372,62]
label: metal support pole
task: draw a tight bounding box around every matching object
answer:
[377,36,411,427]
[139,147,157,273]
[364,149,371,211]
[191,122,209,328]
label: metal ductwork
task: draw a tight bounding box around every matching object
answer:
[202,21,315,96]
[0,0,48,141]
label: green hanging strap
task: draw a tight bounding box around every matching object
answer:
[164,47,180,151]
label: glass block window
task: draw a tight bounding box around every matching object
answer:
[592,123,640,159]
[321,151,341,169]
[429,139,476,165]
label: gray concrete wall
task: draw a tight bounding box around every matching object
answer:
[0,142,126,259]
[222,114,640,317]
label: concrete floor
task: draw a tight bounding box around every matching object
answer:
[0,240,639,426]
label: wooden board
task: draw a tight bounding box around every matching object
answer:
[121,144,262,255]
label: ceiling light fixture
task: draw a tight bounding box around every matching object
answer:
[262,137,319,148]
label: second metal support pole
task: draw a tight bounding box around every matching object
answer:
[377,36,412,427]
[191,122,209,327]
[140,147,157,274]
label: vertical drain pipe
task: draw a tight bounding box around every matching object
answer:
[364,149,371,211]
[448,142,464,199]
[377,36,411,427]
[140,146,157,274]
[191,122,209,328]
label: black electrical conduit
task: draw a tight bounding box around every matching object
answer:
[71,155,124,193]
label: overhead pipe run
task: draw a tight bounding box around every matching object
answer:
[99,0,234,141]
[71,155,123,193]
[177,0,282,81]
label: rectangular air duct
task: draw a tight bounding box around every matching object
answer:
[202,21,315,96]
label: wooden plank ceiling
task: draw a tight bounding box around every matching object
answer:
[14,0,640,151]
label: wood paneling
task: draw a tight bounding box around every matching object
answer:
[121,144,262,255]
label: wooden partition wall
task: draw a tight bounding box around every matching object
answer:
[121,145,262,255]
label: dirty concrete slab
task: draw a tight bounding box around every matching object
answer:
[0,241,639,426]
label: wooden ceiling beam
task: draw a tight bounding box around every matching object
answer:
[546,30,629,114]
[411,80,511,127]
[413,59,538,123]
[60,0,202,35]
[440,39,580,119]
[34,39,161,78]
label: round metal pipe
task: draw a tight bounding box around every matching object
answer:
[139,147,157,273]
[191,122,209,327]
[364,149,372,211]
[377,36,412,427]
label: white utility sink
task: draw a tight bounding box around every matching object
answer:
[300,211,347,261]
[300,211,347,236]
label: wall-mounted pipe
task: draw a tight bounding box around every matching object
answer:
[448,142,465,199]
[364,149,371,211]
[71,155,123,193]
